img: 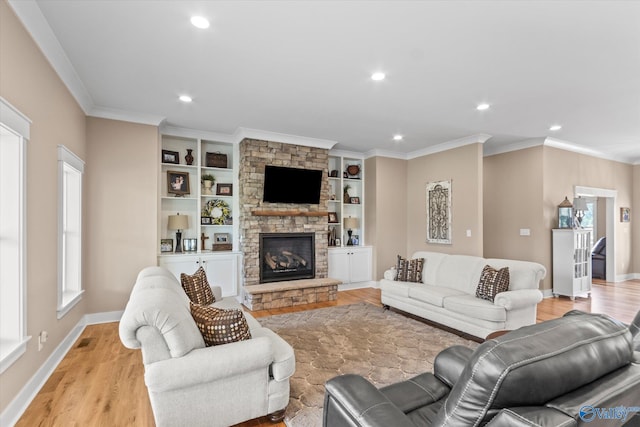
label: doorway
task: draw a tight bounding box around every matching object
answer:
[575,186,616,282]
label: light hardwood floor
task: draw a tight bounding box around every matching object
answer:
[16,280,639,427]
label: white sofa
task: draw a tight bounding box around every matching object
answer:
[380,252,546,339]
[119,266,295,427]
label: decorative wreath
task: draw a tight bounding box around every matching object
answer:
[202,199,231,225]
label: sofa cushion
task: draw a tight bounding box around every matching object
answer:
[380,279,412,298]
[190,302,252,346]
[435,255,485,294]
[475,265,510,302]
[443,295,506,322]
[413,252,448,286]
[181,267,215,305]
[409,285,466,308]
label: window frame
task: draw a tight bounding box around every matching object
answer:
[57,145,85,318]
[0,97,31,374]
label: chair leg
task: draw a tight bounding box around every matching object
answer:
[269,408,286,423]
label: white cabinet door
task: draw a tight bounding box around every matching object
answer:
[349,248,372,283]
[201,253,238,297]
[328,248,350,283]
[159,255,201,279]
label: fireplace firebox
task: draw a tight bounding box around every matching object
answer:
[259,233,315,283]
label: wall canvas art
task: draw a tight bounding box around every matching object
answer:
[426,180,452,244]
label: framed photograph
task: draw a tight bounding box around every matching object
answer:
[620,207,631,222]
[167,171,190,196]
[160,239,173,253]
[426,179,452,244]
[328,212,339,223]
[353,235,359,245]
[201,217,212,225]
[162,149,179,164]
[217,183,233,196]
[350,197,360,204]
[214,233,230,243]
[335,238,341,246]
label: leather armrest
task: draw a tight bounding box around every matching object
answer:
[433,345,474,388]
[486,407,577,427]
[324,375,414,427]
[494,289,542,311]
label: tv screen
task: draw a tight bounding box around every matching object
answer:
[263,165,323,204]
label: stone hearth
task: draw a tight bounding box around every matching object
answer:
[243,278,340,311]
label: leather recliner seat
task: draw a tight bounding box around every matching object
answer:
[324,310,640,427]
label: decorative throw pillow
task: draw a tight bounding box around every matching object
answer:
[395,255,425,283]
[190,302,252,346]
[476,265,510,302]
[181,266,215,305]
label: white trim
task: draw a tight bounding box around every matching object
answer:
[7,1,93,114]
[0,337,31,375]
[329,149,367,159]
[232,127,338,149]
[545,137,630,164]
[56,290,84,319]
[88,106,165,127]
[616,273,640,282]
[483,137,547,157]
[57,145,85,172]
[406,133,491,160]
[541,288,554,298]
[160,124,235,144]
[363,148,407,160]
[0,97,32,139]
[338,281,378,291]
[0,311,123,426]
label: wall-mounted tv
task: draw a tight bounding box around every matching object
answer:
[263,165,323,204]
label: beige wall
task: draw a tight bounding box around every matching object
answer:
[365,157,408,279]
[543,146,634,279]
[406,143,484,256]
[484,146,548,283]
[0,1,87,412]
[85,118,158,313]
[634,165,640,273]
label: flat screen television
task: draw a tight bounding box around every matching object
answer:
[263,165,323,204]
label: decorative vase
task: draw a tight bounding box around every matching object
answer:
[344,191,350,203]
[185,149,194,166]
[203,180,213,195]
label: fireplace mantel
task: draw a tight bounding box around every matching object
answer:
[251,210,328,217]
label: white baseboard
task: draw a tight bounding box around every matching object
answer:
[0,311,123,427]
[541,289,554,298]
[616,273,640,281]
[338,280,378,291]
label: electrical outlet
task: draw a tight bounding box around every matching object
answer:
[520,228,531,236]
[466,229,472,237]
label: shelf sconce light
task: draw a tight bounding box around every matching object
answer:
[168,213,189,253]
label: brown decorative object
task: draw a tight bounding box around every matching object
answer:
[251,210,328,217]
[206,152,227,168]
[185,149,194,165]
[328,212,339,223]
[180,267,215,305]
[200,233,209,251]
[216,183,233,196]
[189,302,251,346]
[212,243,232,251]
[346,164,360,176]
[330,170,339,177]
[167,171,190,196]
[162,149,179,164]
[350,197,360,204]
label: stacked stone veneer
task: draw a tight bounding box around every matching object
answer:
[239,139,329,288]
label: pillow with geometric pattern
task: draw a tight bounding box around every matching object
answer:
[476,265,510,302]
[190,302,252,346]
[181,266,215,305]
[395,255,425,283]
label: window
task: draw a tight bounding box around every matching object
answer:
[0,98,30,373]
[57,146,84,318]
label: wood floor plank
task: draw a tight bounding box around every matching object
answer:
[16,280,639,427]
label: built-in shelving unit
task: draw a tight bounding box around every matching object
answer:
[327,154,364,247]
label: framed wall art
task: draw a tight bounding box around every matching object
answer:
[426,180,452,244]
[162,150,179,164]
[217,183,233,196]
[167,170,190,196]
[620,207,631,222]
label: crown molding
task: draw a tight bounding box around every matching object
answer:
[89,106,165,127]
[329,149,367,159]
[159,124,235,143]
[8,0,94,114]
[483,137,547,157]
[362,148,407,160]
[405,133,491,160]
[543,137,632,164]
[232,127,338,150]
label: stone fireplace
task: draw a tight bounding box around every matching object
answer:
[260,232,315,283]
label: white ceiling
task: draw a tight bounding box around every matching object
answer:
[9,1,640,163]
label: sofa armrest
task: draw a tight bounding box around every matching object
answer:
[494,289,542,311]
[144,336,273,392]
[383,267,397,281]
[211,285,223,301]
[433,345,474,387]
[324,375,414,427]
[485,407,577,427]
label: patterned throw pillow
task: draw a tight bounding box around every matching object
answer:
[181,267,215,305]
[395,255,425,283]
[190,302,252,346]
[476,265,510,302]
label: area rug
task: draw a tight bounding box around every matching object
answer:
[258,303,478,426]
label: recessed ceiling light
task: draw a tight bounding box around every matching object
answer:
[393,135,403,141]
[549,125,562,131]
[371,72,386,81]
[190,16,210,29]
[179,95,192,103]
[476,103,490,111]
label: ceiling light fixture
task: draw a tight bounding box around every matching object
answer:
[190,16,210,29]
[549,125,562,131]
[371,72,386,81]
[393,135,403,141]
[179,95,192,103]
[476,103,490,111]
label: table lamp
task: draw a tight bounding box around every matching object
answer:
[344,217,360,246]
[168,213,189,253]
